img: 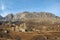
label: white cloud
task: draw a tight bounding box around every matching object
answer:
[1,4,5,11]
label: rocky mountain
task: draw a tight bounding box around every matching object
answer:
[5,14,14,21]
[0,12,60,23]
[0,15,4,21]
[12,12,60,23]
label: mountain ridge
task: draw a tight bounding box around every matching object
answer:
[0,12,60,23]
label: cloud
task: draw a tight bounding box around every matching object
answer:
[1,4,5,11]
[0,0,13,17]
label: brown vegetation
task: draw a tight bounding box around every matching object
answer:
[0,20,60,40]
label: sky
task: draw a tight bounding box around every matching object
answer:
[0,0,60,17]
